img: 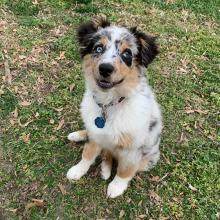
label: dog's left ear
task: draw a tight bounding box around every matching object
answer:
[130,27,159,67]
[77,17,110,57]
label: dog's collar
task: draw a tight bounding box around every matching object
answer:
[93,96,125,109]
[93,96,125,128]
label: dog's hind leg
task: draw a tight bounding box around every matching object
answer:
[138,150,160,172]
[68,129,88,142]
[67,141,101,180]
[107,161,138,198]
[101,150,113,180]
[139,135,161,171]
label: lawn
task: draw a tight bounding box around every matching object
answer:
[0,0,219,219]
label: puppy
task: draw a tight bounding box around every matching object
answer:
[67,17,162,198]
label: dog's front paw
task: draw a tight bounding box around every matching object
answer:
[107,176,129,198]
[66,164,87,180]
[68,132,83,142]
[68,130,87,142]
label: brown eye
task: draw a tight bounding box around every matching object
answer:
[122,49,132,58]
[121,49,132,66]
[122,51,132,58]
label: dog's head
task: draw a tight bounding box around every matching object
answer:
[77,17,159,93]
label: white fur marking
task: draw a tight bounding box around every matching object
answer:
[68,131,86,142]
[107,176,130,198]
[66,159,91,180]
[101,161,111,180]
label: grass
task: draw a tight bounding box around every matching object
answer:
[0,0,219,219]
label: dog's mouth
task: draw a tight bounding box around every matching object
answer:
[96,79,124,89]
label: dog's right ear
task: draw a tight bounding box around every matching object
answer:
[77,17,110,57]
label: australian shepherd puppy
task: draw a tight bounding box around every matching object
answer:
[66,17,162,198]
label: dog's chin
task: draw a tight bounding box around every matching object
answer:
[96,79,124,89]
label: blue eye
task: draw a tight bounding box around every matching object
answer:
[95,45,103,53]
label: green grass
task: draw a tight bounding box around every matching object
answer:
[0,0,219,219]
[142,0,220,21]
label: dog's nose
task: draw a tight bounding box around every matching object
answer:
[99,63,114,78]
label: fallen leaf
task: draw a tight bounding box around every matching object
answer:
[180,132,188,143]
[4,60,11,75]
[208,134,215,141]
[0,88,4,95]
[18,118,33,127]
[19,101,31,107]
[119,210,125,219]
[69,83,75,92]
[149,175,160,182]
[188,184,197,191]
[53,107,63,112]
[185,109,208,114]
[188,198,197,208]
[58,183,67,195]
[11,107,18,118]
[49,119,55,124]
[22,133,30,143]
[26,199,46,209]
[0,20,7,28]
[106,208,111,214]
[165,0,174,4]
[26,202,36,209]
[9,119,15,125]
[171,151,177,155]
[158,173,169,182]
[57,51,66,60]
[159,217,170,220]
[3,74,12,85]
[32,199,46,207]
[138,214,146,219]
[19,55,27,60]
[185,109,195,114]
[55,118,65,130]
[138,200,142,206]
[4,59,12,84]
[23,164,28,171]
[8,208,17,213]
[194,121,198,129]
[177,67,188,74]
[172,197,180,204]
[149,190,161,203]
[32,0,39,5]
[162,154,171,165]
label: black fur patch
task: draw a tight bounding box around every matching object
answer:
[77,18,110,57]
[130,27,159,67]
[121,48,132,66]
[149,120,157,131]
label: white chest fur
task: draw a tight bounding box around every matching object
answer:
[80,82,161,152]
